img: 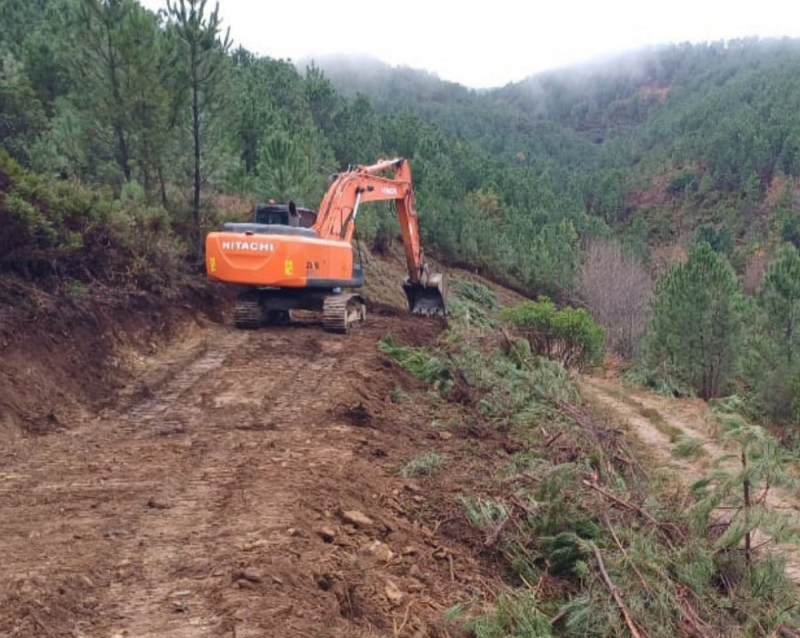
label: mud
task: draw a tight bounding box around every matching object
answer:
[0,281,228,440]
[0,308,499,637]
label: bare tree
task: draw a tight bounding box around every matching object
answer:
[575,239,652,358]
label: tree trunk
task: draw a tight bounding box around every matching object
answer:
[114,122,132,182]
[191,47,202,261]
[105,28,132,182]
[743,448,751,568]
[157,163,168,208]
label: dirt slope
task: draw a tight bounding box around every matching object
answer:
[582,375,800,586]
[0,306,506,638]
[0,282,227,441]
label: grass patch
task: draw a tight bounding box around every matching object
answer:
[389,386,409,403]
[448,590,552,638]
[414,319,800,637]
[637,405,684,443]
[400,452,447,478]
[378,334,452,391]
[453,279,500,310]
[460,496,508,530]
[447,296,496,330]
[672,436,708,459]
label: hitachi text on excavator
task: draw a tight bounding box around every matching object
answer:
[205,158,447,332]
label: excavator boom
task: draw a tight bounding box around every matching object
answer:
[312,158,445,316]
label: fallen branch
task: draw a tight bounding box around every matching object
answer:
[556,400,605,441]
[543,430,564,449]
[549,608,568,625]
[603,512,651,593]
[582,479,685,544]
[589,542,648,638]
[778,624,800,638]
[677,597,715,638]
[393,601,414,637]
[509,493,535,516]
[484,515,512,548]
[501,472,538,485]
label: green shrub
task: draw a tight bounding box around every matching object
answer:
[666,170,698,195]
[0,153,186,291]
[501,298,604,368]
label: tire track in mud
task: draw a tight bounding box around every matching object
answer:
[582,375,800,587]
[0,312,454,638]
[0,326,253,637]
[0,316,394,638]
[91,328,256,637]
[92,329,356,637]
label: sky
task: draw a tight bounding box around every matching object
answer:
[137,0,800,88]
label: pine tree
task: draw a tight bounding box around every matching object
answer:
[256,133,321,204]
[228,51,279,175]
[690,398,798,568]
[165,0,231,258]
[57,0,172,196]
[647,242,744,399]
[118,2,173,203]
[0,53,47,164]
[746,244,800,423]
[68,0,137,183]
[762,243,800,366]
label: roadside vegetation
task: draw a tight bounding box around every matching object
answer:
[0,154,186,297]
[378,280,800,637]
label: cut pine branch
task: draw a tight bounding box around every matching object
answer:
[484,515,512,548]
[589,542,649,638]
[582,479,685,544]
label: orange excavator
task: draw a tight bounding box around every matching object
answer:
[205,158,447,332]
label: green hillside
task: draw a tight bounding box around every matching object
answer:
[314,39,800,252]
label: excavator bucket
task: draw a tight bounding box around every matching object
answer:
[404,273,447,317]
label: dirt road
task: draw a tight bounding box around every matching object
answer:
[0,313,479,638]
[583,375,800,585]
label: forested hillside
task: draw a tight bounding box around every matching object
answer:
[0,0,596,299]
[315,39,800,250]
[3,0,800,417]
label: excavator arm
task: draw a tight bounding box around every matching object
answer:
[312,158,445,314]
[314,160,418,256]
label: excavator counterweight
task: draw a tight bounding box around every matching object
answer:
[205,159,446,331]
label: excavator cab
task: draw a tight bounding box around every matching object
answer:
[253,202,317,228]
[254,204,289,225]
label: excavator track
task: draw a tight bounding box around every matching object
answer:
[322,294,366,334]
[234,292,293,329]
[234,294,263,329]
